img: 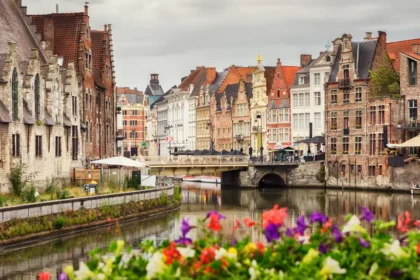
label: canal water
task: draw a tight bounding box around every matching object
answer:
[1,183,420,279]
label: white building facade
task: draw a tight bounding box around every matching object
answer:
[290,52,332,153]
[188,95,197,150]
[156,100,168,156]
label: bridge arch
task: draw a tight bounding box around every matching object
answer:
[258,172,286,188]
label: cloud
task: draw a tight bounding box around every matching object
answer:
[26,0,420,90]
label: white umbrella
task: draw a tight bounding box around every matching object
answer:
[91,156,148,168]
[387,135,420,148]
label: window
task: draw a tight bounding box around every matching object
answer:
[12,134,20,157]
[279,109,288,122]
[270,128,277,142]
[343,137,349,154]
[86,121,89,142]
[34,74,40,121]
[269,110,277,123]
[55,136,62,157]
[299,75,305,85]
[90,121,93,142]
[331,90,337,104]
[12,68,18,121]
[72,96,77,116]
[378,133,384,152]
[378,165,383,175]
[409,100,418,120]
[279,128,289,142]
[292,94,298,107]
[305,113,310,130]
[314,92,321,106]
[293,114,298,130]
[356,110,362,129]
[343,111,349,129]
[129,120,138,126]
[330,111,337,130]
[35,135,42,157]
[131,110,138,115]
[370,106,376,125]
[299,93,304,106]
[330,137,337,154]
[369,134,376,155]
[277,89,280,98]
[72,126,78,160]
[350,165,355,174]
[378,105,385,124]
[357,165,362,174]
[299,113,304,129]
[305,93,310,106]
[343,89,349,103]
[409,59,417,85]
[355,87,362,102]
[368,166,376,177]
[314,113,321,129]
[314,73,320,85]
[355,136,362,155]
[123,120,127,126]
[123,110,127,116]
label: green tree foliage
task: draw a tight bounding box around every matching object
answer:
[369,62,400,97]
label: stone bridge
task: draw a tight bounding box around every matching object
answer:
[142,156,325,188]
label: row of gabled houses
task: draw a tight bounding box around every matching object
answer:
[0,1,117,193]
[144,30,420,187]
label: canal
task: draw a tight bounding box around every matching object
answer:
[1,183,420,279]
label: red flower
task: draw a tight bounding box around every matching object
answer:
[208,213,222,231]
[417,244,420,256]
[397,211,412,233]
[233,219,241,230]
[414,220,420,227]
[257,242,265,254]
[262,204,288,229]
[321,218,333,233]
[193,261,201,271]
[163,242,182,265]
[200,248,215,264]
[243,217,255,227]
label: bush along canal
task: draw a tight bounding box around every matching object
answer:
[0,186,181,246]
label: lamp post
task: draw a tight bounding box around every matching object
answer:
[207,121,214,151]
[256,111,263,162]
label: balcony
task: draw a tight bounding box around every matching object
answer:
[338,78,351,89]
[236,134,244,141]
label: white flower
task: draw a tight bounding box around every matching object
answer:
[297,235,310,244]
[342,215,366,233]
[75,262,95,279]
[368,262,379,276]
[381,240,408,259]
[320,257,346,277]
[177,247,195,259]
[215,247,227,260]
[249,261,260,280]
[146,251,167,279]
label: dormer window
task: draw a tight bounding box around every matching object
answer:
[325,55,331,62]
[409,59,417,85]
[298,75,305,85]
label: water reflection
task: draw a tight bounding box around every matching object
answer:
[1,184,419,279]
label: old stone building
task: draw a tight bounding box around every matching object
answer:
[267,59,299,151]
[31,3,116,162]
[116,88,147,156]
[250,55,275,156]
[0,0,83,192]
[231,80,253,151]
[326,32,403,187]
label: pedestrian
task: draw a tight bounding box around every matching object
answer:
[249,146,253,160]
[239,147,244,153]
[260,146,264,163]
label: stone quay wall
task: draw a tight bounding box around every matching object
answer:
[0,187,174,223]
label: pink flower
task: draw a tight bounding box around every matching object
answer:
[262,204,288,229]
[243,217,255,227]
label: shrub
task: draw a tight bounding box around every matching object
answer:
[22,185,37,203]
[53,216,65,229]
[0,195,7,207]
[107,178,118,193]
[9,165,27,197]
[173,186,181,203]
[159,192,169,206]
[56,189,70,200]
[316,165,326,183]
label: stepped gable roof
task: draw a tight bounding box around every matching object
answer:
[225,83,240,100]
[209,70,228,93]
[91,30,105,72]
[177,67,207,97]
[329,39,377,82]
[264,66,276,95]
[117,87,143,95]
[0,0,47,81]
[387,38,420,71]
[31,12,86,68]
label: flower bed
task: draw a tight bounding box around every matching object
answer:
[60,205,420,279]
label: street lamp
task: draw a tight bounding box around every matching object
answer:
[206,121,214,151]
[256,111,263,162]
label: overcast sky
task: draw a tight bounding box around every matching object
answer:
[28,0,420,92]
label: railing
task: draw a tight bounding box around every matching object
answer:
[141,155,250,166]
[338,78,351,88]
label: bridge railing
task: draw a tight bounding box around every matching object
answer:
[139,155,250,166]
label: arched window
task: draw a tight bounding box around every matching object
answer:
[34,74,40,121]
[12,68,19,120]
[277,89,280,98]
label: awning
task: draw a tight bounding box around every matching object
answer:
[387,135,420,148]
[295,136,325,144]
[91,156,148,167]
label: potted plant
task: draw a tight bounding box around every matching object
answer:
[116,106,121,114]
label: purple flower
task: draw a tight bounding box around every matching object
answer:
[231,238,237,246]
[285,227,294,237]
[264,223,280,242]
[309,211,328,224]
[206,210,226,220]
[390,271,404,278]
[175,236,193,246]
[359,237,370,248]
[59,272,68,280]
[331,225,343,243]
[359,206,374,222]
[180,218,195,237]
[296,215,308,235]
[318,243,329,254]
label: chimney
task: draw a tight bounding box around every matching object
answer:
[104,25,108,32]
[300,54,312,68]
[84,2,89,15]
[378,31,387,47]
[364,32,372,41]
[150,74,159,85]
[206,67,217,84]
[277,58,281,64]
[412,44,420,55]
[56,4,59,13]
